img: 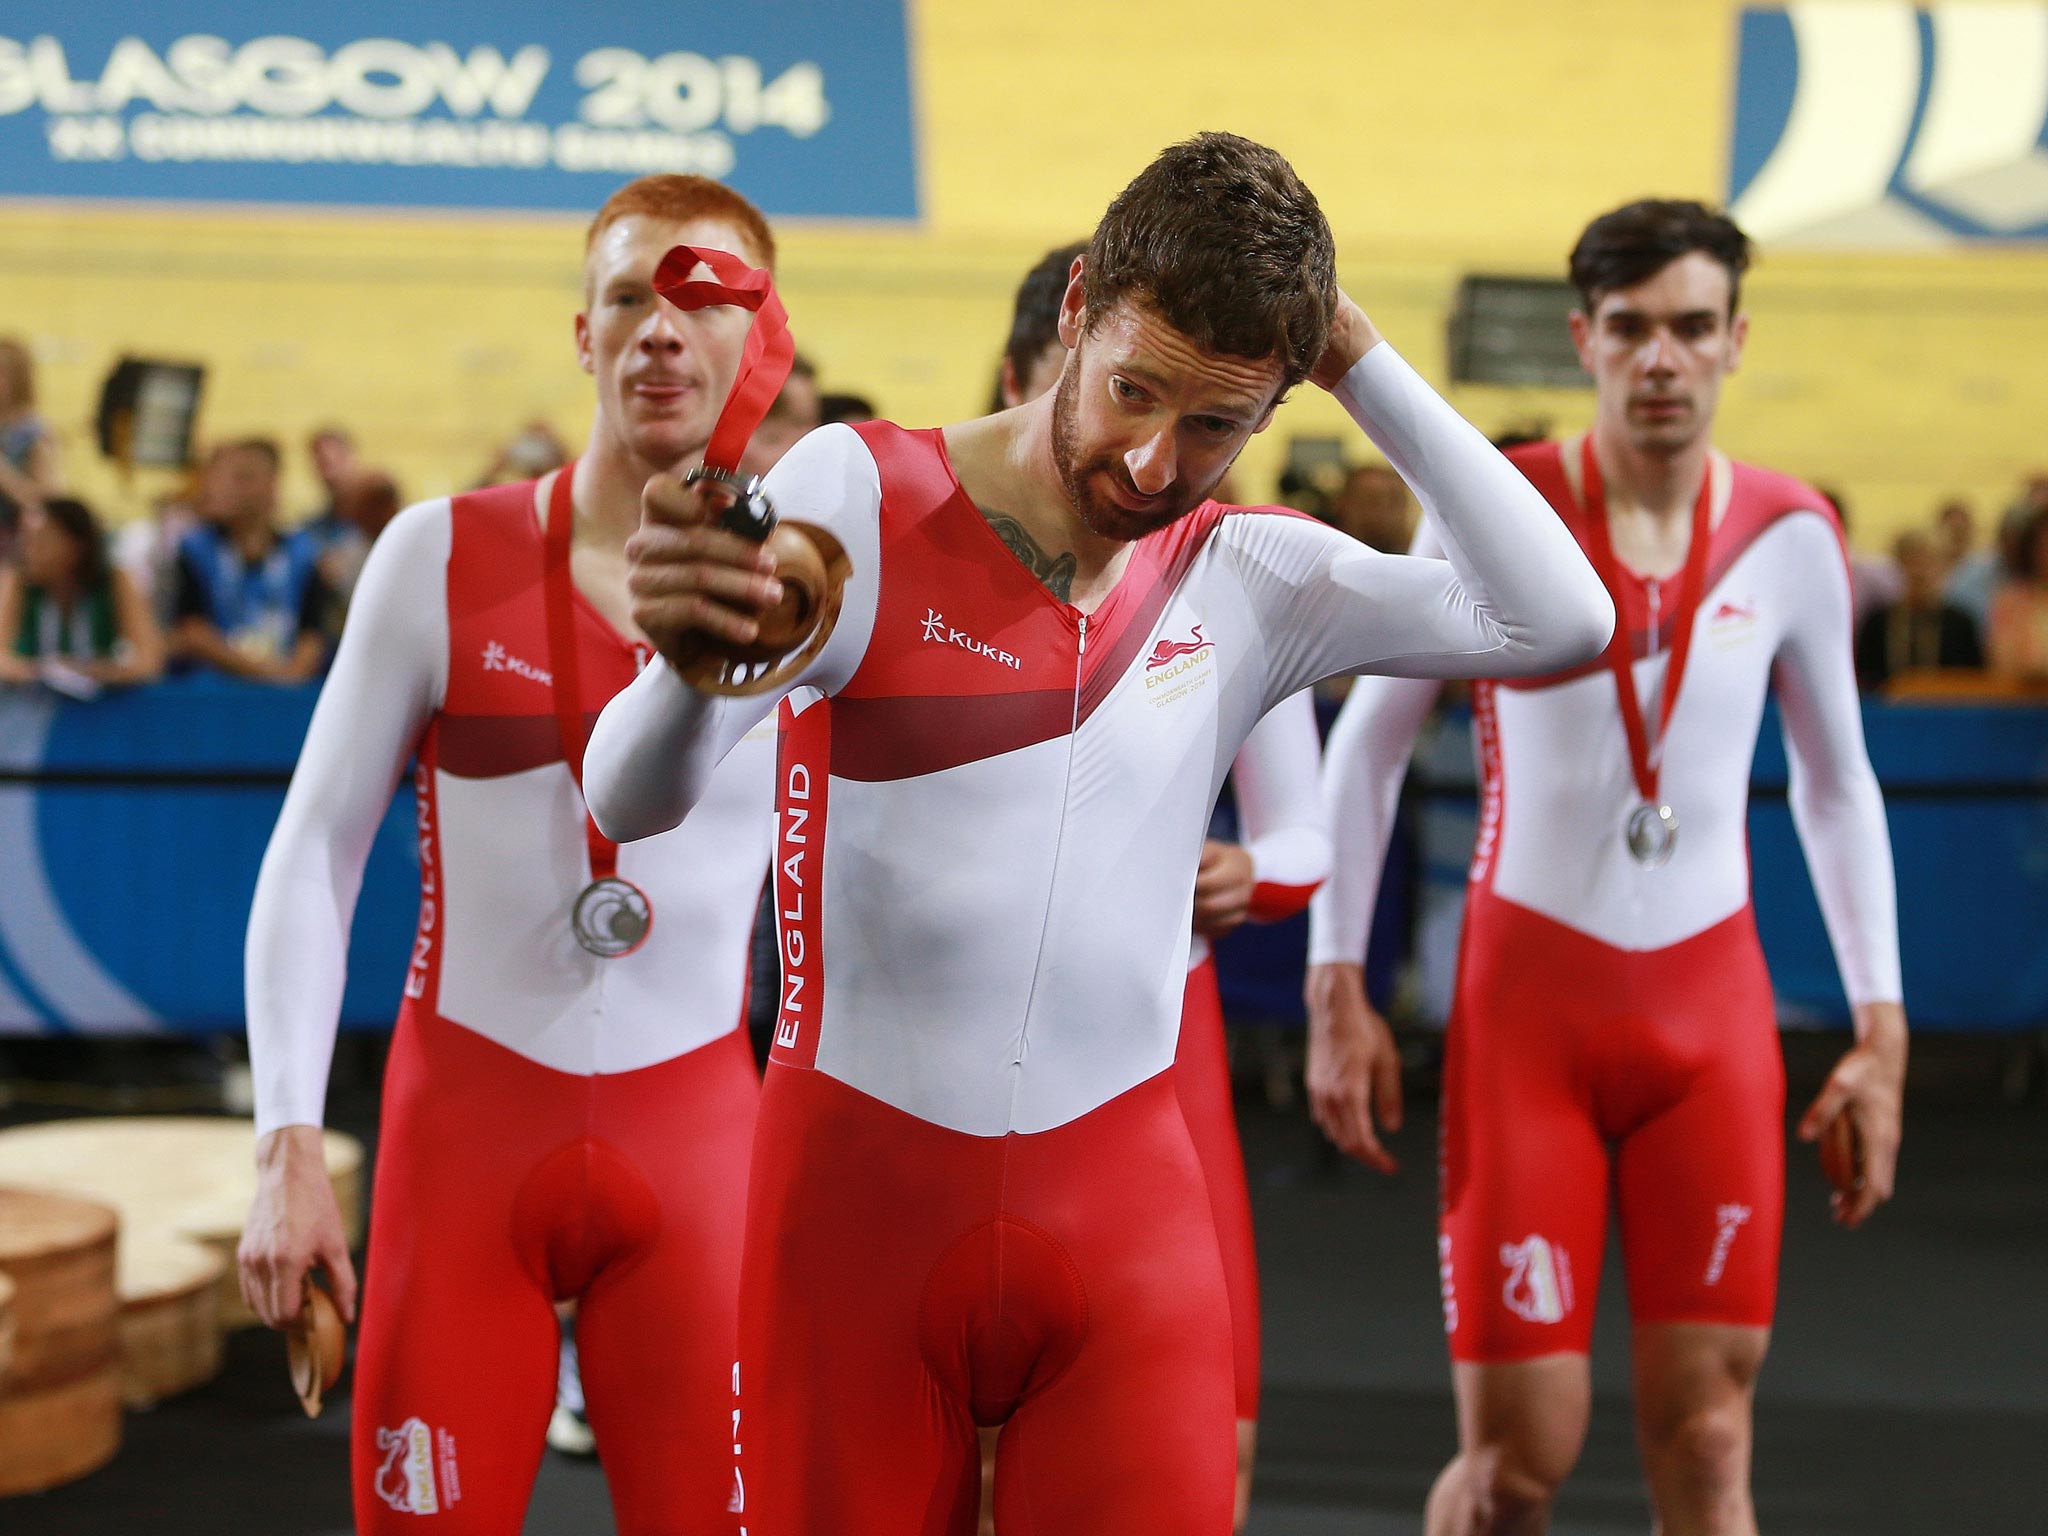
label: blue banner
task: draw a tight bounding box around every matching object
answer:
[0,2,918,219]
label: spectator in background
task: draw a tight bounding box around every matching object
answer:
[991,239,1087,412]
[297,426,359,550]
[112,476,203,625]
[1854,528,1982,690]
[1325,462,1416,552]
[0,496,162,695]
[476,418,570,488]
[0,336,62,562]
[1490,423,1552,453]
[1819,484,1902,627]
[1949,488,2039,635]
[316,468,402,619]
[1273,462,1332,522]
[1934,497,1974,574]
[817,391,876,426]
[737,352,821,479]
[1987,505,2048,685]
[168,438,330,684]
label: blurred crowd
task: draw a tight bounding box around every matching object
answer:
[3,321,2046,703]
[0,330,888,703]
[1835,486,2048,693]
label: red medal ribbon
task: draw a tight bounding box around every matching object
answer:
[1576,437,1715,809]
[540,460,620,883]
[649,244,794,475]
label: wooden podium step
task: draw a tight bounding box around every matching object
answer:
[0,1271,15,1386]
[0,1186,122,1497]
[118,1234,225,1409]
[0,1117,363,1336]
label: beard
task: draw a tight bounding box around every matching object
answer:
[1049,364,1219,543]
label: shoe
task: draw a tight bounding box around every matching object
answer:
[548,1403,597,1458]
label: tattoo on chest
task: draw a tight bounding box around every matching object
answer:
[980,508,1076,602]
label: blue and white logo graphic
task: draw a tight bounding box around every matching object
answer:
[1730,3,2048,244]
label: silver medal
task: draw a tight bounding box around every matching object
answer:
[1625,803,1679,868]
[572,877,652,958]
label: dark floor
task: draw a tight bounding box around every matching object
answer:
[2,1033,2043,1534]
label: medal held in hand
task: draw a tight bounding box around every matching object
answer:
[1818,1111,1865,1198]
[651,244,851,697]
[542,463,653,960]
[288,1282,346,1417]
[1579,438,1714,871]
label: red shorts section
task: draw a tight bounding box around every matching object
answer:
[1176,957,1260,1419]
[351,1008,758,1535]
[733,1063,1236,1536]
[1440,896,1784,1364]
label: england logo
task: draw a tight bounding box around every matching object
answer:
[1500,1234,1574,1326]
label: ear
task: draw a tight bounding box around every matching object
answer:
[1567,309,1595,376]
[1725,310,1749,375]
[574,309,594,377]
[1056,257,1088,350]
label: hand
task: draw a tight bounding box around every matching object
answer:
[1191,840,1256,938]
[277,638,327,685]
[1797,1001,1907,1229]
[1304,961,1403,1173]
[0,652,36,685]
[626,472,787,674]
[238,1126,358,1330]
[1307,288,1384,392]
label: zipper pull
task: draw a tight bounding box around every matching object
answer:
[1077,613,1088,656]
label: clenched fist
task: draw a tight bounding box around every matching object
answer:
[626,470,787,674]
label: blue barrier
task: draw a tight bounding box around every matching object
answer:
[1746,701,2048,1030]
[3,680,2044,1034]
[0,677,417,1033]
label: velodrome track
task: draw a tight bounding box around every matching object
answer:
[4,1033,2039,1535]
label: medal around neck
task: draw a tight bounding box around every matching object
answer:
[572,876,653,958]
[1625,802,1679,868]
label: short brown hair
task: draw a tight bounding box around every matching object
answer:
[1006,241,1086,385]
[1569,200,1751,317]
[0,337,35,410]
[1083,133,1335,394]
[211,436,282,475]
[585,175,775,271]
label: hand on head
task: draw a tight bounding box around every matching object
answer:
[1306,290,1383,393]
